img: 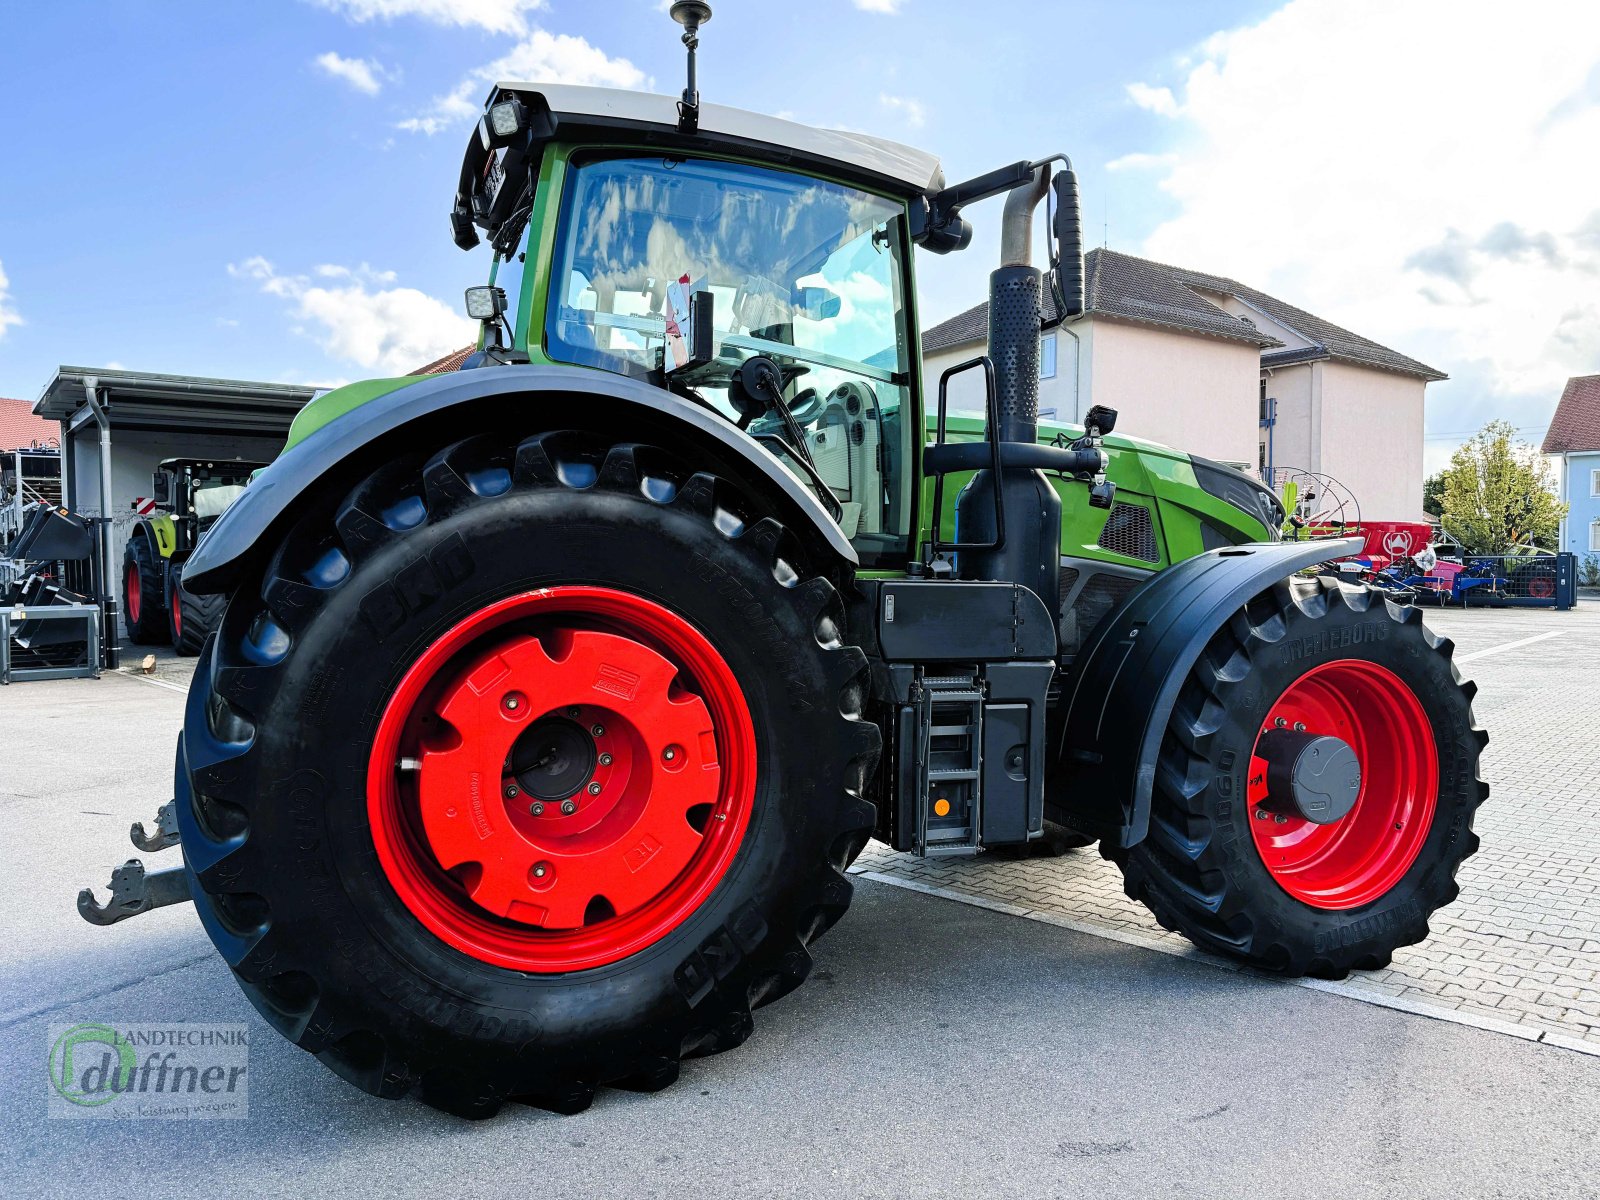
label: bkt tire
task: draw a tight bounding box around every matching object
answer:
[122,535,168,644]
[175,432,879,1118]
[1108,578,1486,978]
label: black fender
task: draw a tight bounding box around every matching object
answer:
[183,364,857,594]
[1050,537,1364,848]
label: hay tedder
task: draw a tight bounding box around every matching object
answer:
[79,4,1486,1118]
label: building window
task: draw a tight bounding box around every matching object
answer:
[1592,519,1600,553]
[1591,467,1600,497]
[1039,333,1057,380]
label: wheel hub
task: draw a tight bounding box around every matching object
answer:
[366,586,756,972]
[1255,729,1361,825]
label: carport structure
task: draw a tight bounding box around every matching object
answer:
[33,366,319,661]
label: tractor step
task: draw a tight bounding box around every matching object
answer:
[78,858,192,926]
[914,679,985,856]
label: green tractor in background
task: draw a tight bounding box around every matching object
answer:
[122,457,263,654]
[81,4,1485,1119]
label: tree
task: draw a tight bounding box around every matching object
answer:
[1422,471,1445,518]
[1438,420,1567,554]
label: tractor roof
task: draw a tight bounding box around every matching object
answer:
[455,84,945,252]
[505,84,945,194]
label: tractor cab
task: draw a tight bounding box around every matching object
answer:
[150,458,261,546]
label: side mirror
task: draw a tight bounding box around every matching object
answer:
[1050,168,1085,318]
[792,285,842,320]
[151,472,172,507]
[665,288,716,374]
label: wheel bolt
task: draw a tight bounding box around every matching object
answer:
[530,801,545,816]
[1255,808,1270,820]
[503,695,520,712]
[1273,814,1288,825]
[598,752,613,766]
[532,862,549,879]
[591,724,605,738]
[566,707,580,718]
[562,799,579,815]
[586,781,602,796]
[663,747,677,762]
[504,784,520,799]
[1274,717,1288,728]
[1293,721,1307,732]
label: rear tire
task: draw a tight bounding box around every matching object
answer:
[1107,578,1486,978]
[168,564,224,656]
[174,431,879,1118]
[122,535,167,644]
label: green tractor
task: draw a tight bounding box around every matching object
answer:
[81,5,1484,1118]
[122,457,264,654]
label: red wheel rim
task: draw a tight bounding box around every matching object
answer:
[1248,659,1437,910]
[171,583,181,636]
[1528,574,1554,599]
[126,565,140,625]
[367,586,756,972]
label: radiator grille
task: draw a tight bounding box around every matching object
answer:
[1097,503,1159,563]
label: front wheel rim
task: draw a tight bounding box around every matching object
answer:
[126,565,140,625]
[1247,659,1438,910]
[367,586,757,972]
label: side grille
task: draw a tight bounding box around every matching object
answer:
[1097,503,1159,563]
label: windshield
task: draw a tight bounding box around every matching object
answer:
[545,154,915,568]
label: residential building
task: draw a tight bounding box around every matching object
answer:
[1,396,59,451]
[1542,374,1600,557]
[922,249,1446,521]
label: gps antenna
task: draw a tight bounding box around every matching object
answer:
[670,2,712,134]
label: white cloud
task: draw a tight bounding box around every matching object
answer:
[0,259,20,341]
[230,257,476,375]
[307,0,546,35]
[1125,82,1179,117]
[853,0,903,11]
[399,30,647,135]
[1125,0,1600,443]
[878,93,926,129]
[314,51,389,95]
[1105,151,1177,173]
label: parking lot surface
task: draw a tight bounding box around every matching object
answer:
[2,603,1597,1198]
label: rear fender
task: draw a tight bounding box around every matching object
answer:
[1050,537,1363,848]
[182,365,857,594]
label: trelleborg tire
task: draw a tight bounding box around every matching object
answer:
[122,535,168,644]
[168,564,225,656]
[174,431,880,1118]
[1106,577,1486,978]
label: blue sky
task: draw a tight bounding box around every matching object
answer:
[2,0,1597,469]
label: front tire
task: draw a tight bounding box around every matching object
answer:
[175,431,879,1117]
[1108,578,1486,978]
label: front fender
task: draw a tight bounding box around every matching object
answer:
[1050,537,1363,848]
[184,364,857,593]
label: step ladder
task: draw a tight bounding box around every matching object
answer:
[914,675,984,856]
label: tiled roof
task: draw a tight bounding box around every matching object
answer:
[1542,374,1600,455]
[922,249,1447,382]
[0,398,59,452]
[410,346,474,375]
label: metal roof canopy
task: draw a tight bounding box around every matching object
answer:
[35,366,319,437]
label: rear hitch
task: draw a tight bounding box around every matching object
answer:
[77,801,192,926]
[130,800,180,852]
[77,859,191,926]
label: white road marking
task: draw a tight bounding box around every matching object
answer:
[124,671,189,694]
[850,866,1600,1060]
[1454,629,1565,663]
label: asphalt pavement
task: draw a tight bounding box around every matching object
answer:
[3,668,1599,1198]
